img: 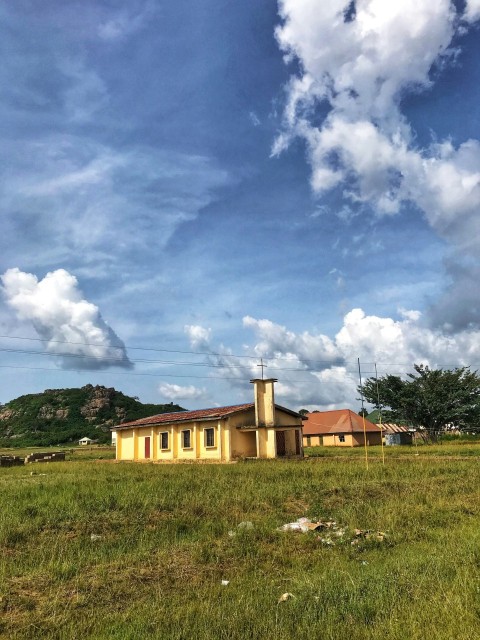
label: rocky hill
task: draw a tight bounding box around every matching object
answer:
[0,385,185,447]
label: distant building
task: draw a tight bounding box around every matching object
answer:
[112,379,304,462]
[303,409,382,447]
[382,424,414,445]
[78,437,95,446]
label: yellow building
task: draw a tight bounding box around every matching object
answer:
[113,378,303,462]
[302,409,382,447]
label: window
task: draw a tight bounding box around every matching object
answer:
[338,434,345,443]
[181,430,191,448]
[204,427,215,448]
[160,431,169,450]
[306,436,311,447]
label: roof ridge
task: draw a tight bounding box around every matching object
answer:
[149,401,253,416]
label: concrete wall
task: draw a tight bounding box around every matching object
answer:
[117,429,134,459]
[230,428,257,458]
[116,406,303,462]
[117,420,228,462]
[251,379,276,426]
[303,435,322,447]
[321,432,383,447]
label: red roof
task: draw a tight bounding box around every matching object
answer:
[114,403,254,430]
[302,409,381,435]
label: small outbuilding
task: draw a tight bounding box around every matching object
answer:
[112,378,303,463]
[78,437,95,446]
[382,424,414,445]
[303,409,383,447]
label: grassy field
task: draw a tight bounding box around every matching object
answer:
[0,446,479,639]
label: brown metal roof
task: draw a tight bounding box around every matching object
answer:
[113,403,255,430]
[302,409,382,435]
[113,401,303,431]
[381,423,414,434]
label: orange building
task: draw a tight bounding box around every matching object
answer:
[302,409,382,447]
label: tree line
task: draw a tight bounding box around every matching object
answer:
[359,364,480,440]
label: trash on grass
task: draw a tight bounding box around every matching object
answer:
[278,518,387,546]
[278,592,294,603]
[221,580,229,586]
[90,533,103,541]
[278,517,330,533]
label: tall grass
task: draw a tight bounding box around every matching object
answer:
[1,452,479,639]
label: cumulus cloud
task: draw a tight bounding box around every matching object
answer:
[274,1,480,252]
[158,383,209,402]
[184,325,212,351]
[1,268,132,370]
[192,309,480,411]
[464,0,480,22]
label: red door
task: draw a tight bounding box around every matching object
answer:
[144,437,151,459]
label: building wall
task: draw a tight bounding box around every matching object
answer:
[274,411,300,427]
[352,432,382,446]
[252,379,275,426]
[136,428,153,460]
[303,435,322,447]
[116,429,134,459]
[117,419,230,462]
[322,434,350,447]
[321,432,383,447]
[230,428,257,458]
[385,432,413,446]
[116,407,303,462]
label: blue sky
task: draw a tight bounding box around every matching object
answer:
[1,0,480,411]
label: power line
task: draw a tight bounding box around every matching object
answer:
[0,345,348,373]
[0,333,476,376]
[0,332,368,367]
[0,364,245,380]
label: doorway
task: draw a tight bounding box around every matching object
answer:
[276,431,286,456]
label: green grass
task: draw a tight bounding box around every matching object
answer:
[1,451,479,639]
[0,445,115,462]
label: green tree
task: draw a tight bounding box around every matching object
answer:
[358,408,369,418]
[360,364,480,440]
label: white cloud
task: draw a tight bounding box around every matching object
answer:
[184,325,212,350]
[464,0,480,22]
[274,1,480,252]
[276,0,455,123]
[0,136,229,269]
[59,58,109,122]
[249,111,261,127]
[198,309,480,410]
[243,315,340,365]
[1,268,132,370]
[97,1,155,41]
[158,383,208,402]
